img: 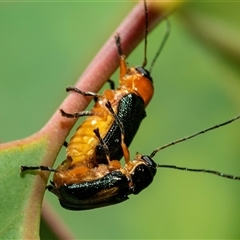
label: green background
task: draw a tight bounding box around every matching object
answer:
[1,1,240,239]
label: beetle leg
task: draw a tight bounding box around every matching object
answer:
[66,86,102,102]
[66,86,100,97]
[20,165,57,173]
[105,101,130,164]
[107,79,115,90]
[59,109,94,118]
[63,140,68,148]
[93,128,111,165]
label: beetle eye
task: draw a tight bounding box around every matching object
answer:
[135,66,153,82]
[131,156,157,195]
[141,155,157,173]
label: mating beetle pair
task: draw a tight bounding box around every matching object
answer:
[21,0,240,210]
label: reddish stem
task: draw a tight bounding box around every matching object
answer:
[41,200,76,240]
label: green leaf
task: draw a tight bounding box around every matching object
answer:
[0,137,48,239]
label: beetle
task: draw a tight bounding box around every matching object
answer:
[21,101,240,210]
[59,0,170,167]
[41,0,170,196]
[49,108,240,210]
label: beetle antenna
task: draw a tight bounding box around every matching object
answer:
[148,18,171,73]
[150,114,240,158]
[142,0,148,68]
[155,164,240,180]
